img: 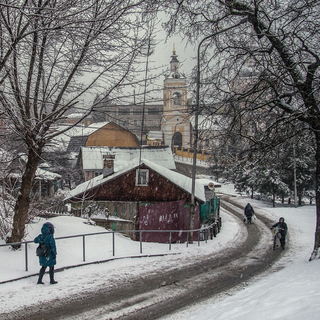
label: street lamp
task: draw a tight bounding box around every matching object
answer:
[189,21,247,242]
[189,34,216,242]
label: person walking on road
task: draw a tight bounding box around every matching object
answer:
[244,203,255,224]
[34,222,58,285]
[271,217,288,250]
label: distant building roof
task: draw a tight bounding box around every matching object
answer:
[78,122,110,136]
[196,179,221,189]
[46,122,112,153]
[67,136,89,153]
[10,167,61,181]
[147,131,162,140]
[35,168,62,180]
[67,113,85,119]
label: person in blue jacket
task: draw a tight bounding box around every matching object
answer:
[34,222,58,284]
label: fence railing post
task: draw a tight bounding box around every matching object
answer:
[25,242,28,272]
[82,235,85,262]
[112,231,115,256]
[186,231,189,247]
[169,231,172,251]
[140,231,142,254]
[198,230,200,246]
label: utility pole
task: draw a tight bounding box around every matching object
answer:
[189,22,246,242]
[190,34,215,243]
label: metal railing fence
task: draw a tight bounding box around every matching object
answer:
[0,223,219,273]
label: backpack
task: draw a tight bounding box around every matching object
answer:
[36,238,48,257]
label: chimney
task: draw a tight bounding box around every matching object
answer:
[103,154,115,178]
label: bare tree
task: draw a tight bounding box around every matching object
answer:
[0,0,157,244]
[164,0,320,260]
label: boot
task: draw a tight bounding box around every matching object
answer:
[37,267,45,284]
[49,267,58,284]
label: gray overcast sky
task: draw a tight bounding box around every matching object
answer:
[78,16,197,109]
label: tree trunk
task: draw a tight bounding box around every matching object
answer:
[7,147,41,246]
[272,193,275,208]
[310,133,320,260]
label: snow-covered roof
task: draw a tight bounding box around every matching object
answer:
[147,131,162,140]
[46,122,111,152]
[65,158,205,202]
[67,113,85,119]
[35,168,62,180]
[77,122,110,136]
[196,179,221,189]
[145,159,205,202]
[81,146,176,171]
[10,167,62,181]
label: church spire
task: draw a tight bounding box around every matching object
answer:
[170,46,180,78]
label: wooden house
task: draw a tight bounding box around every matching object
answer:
[65,158,206,243]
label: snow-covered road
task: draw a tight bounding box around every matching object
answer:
[1,196,282,320]
[1,186,319,320]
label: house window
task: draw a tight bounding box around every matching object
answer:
[136,169,149,186]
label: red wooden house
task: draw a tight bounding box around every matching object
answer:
[65,158,206,243]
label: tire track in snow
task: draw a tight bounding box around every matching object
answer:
[3,195,282,320]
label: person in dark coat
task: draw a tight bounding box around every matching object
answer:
[244,203,254,224]
[271,217,288,249]
[34,222,58,284]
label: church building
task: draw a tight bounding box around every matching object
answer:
[161,49,191,148]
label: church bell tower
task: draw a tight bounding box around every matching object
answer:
[162,48,190,148]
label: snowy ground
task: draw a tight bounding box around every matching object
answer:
[165,189,319,320]
[0,184,319,319]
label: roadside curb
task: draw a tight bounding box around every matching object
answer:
[0,252,181,285]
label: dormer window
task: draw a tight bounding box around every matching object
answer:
[136,169,149,186]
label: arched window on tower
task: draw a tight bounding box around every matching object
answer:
[173,92,182,105]
[172,131,183,147]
